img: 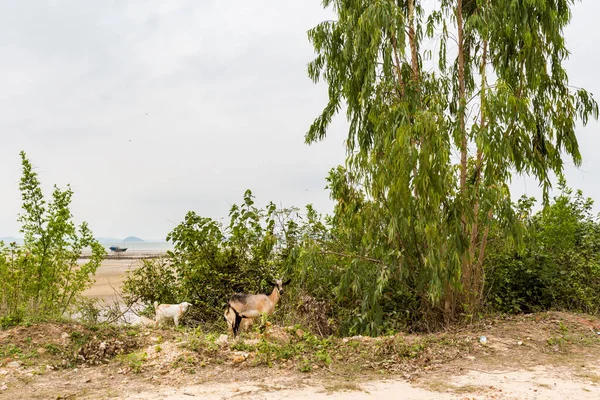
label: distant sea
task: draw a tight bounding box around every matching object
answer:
[98,241,174,252]
[1,237,174,253]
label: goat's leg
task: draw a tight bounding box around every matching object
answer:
[240,318,253,333]
[174,316,179,327]
[233,312,242,337]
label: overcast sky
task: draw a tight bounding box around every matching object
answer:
[1,1,598,241]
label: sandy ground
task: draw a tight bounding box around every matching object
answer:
[16,364,598,400]
[81,258,143,304]
[127,366,600,400]
[127,380,463,400]
[4,361,598,400]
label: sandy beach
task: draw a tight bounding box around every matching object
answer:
[81,256,157,303]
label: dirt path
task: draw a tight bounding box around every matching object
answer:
[127,379,462,399]
[123,366,600,399]
[12,363,599,400]
[126,369,600,400]
[124,363,600,400]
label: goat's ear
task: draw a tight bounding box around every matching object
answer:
[284,278,292,285]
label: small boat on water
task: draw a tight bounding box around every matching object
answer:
[109,246,128,253]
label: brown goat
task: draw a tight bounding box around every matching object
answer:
[224,278,291,336]
[224,306,254,334]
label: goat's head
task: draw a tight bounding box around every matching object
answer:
[180,302,192,313]
[272,278,292,295]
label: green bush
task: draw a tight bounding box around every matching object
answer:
[122,190,297,324]
[0,152,105,322]
[122,188,440,336]
[122,257,178,307]
[124,180,600,336]
[485,181,600,314]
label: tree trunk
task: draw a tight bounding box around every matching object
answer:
[454,0,468,323]
[408,0,419,83]
[469,38,488,311]
[457,0,467,192]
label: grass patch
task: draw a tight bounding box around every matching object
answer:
[177,325,464,376]
[231,340,256,352]
[423,380,485,395]
[536,383,553,389]
[546,332,599,352]
[424,380,454,393]
[69,330,92,347]
[117,351,147,374]
[0,343,39,365]
[576,372,600,384]
[0,344,23,358]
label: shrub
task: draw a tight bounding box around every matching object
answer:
[0,152,105,322]
[122,190,298,324]
[485,181,600,314]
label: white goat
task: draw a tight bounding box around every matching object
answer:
[154,301,192,327]
[225,278,291,337]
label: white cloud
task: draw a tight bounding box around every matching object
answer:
[0,1,598,240]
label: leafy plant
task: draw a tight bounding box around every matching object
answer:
[0,152,105,321]
[304,0,598,329]
[123,190,302,325]
[122,257,178,308]
[118,351,147,373]
[485,181,600,314]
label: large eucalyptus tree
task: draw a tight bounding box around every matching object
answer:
[307,0,598,324]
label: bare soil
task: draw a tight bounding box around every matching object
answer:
[0,312,599,399]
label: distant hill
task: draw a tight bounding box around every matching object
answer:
[123,236,144,243]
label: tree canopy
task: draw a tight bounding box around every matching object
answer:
[306,0,598,323]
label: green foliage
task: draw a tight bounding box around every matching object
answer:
[77,298,103,325]
[117,351,147,373]
[124,181,600,336]
[44,343,62,355]
[69,330,91,347]
[282,196,420,335]
[0,312,24,329]
[299,358,313,372]
[486,181,600,314]
[122,257,178,307]
[123,190,299,324]
[0,343,24,358]
[0,152,105,321]
[187,331,220,354]
[305,0,598,327]
[184,325,336,370]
